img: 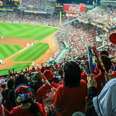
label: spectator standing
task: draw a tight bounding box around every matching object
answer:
[53,61,87,116]
[36,70,58,115]
[10,85,46,116]
[2,79,16,111]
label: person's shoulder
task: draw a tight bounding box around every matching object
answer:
[80,79,87,85]
[36,102,47,115]
[100,78,116,94]
[94,72,104,79]
[55,84,64,92]
[51,82,59,88]
[11,105,20,113]
[37,84,46,92]
[36,102,42,107]
[57,84,63,89]
[107,78,116,88]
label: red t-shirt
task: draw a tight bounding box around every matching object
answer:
[93,72,105,95]
[53,79,87,116]
[36,82,59,112]
[10,102,46,116]
[36,82,59,104]
[81,72,87,83]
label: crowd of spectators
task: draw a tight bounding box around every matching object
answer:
[0,50,116,116]
[78,6,116,28]
[21,0,52,12]
[55,22,106,59]
[0,4,116,116]
[0,12,72,27]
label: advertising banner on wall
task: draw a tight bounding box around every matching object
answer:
[63,4,86,17]
[63,4,86,12]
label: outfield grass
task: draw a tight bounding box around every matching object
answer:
[0,23,58,40]
[0,23,57,75]
[13,43,49,61]
[0,63,31,75]
[0,44,22,60]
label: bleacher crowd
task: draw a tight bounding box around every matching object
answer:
[0,4,116,116]
[78,6,116,28]
[0,12,72,27]
[56,22,106,59]
[0,49,116,116]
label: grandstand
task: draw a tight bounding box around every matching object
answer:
[0,0,115,75]
[0,0,116,116]
[19,0,56,14]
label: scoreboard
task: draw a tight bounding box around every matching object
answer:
[63,4,86,17]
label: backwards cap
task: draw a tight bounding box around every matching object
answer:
[15,85,33,103]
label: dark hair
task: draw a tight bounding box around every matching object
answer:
[7,79,15,89]
[1,84,6,89]
[29,102,42,116]
[15,74,28,87]
[101,55,112,73]
[100,51,109,56]
[64,61,82,87]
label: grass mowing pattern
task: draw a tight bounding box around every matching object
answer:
[0,44,22,59]
[0,23,58,40]
[13,43,49,61]
[0,23,57,75]
[0,63,31,75]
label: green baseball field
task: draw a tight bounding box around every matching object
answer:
[0,23,58,75]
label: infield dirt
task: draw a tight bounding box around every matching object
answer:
[0,33,58,70]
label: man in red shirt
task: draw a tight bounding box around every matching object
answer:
[10,102,46,116]
[11,85,46,116]
[36,69,59,113]
[53,61,87,116]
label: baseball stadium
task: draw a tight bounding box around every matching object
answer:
[0,0,116,116]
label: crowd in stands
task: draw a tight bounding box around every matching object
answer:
[78,6,116,28]
[0,12,72,27]
[0,50,116,116]
[55,22,105,58]
[0,4,116,116]
[21,0,51,12]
